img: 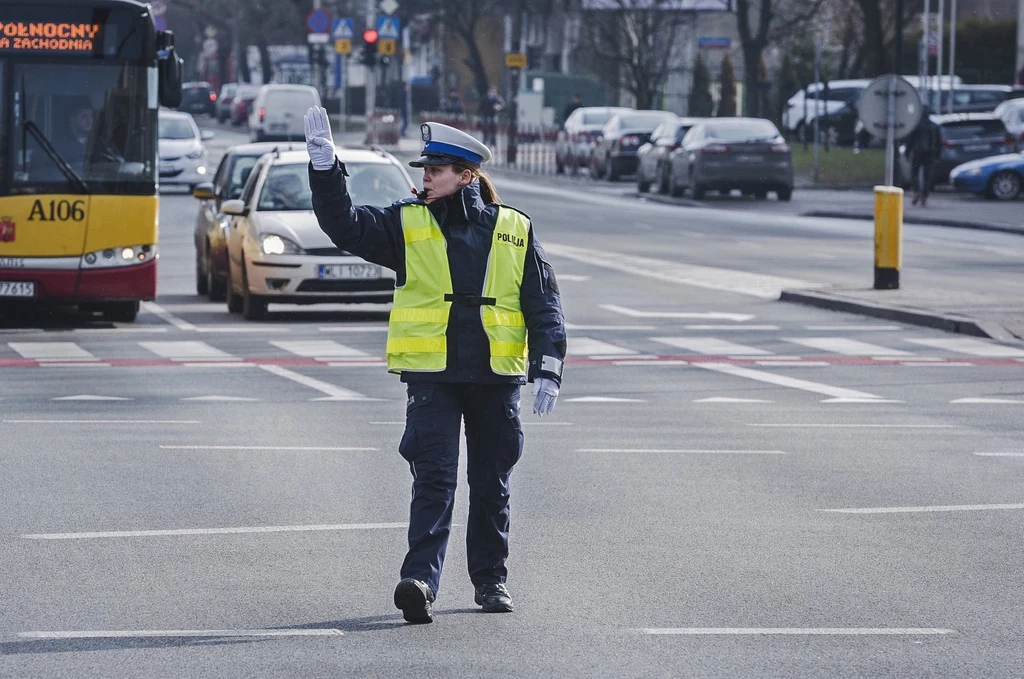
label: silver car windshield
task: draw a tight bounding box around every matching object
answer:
[258,162,411,211]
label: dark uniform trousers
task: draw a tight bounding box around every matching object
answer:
[399,381,524,597]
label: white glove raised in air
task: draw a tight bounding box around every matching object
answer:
[532,378,559,417]
[303,106,336,171]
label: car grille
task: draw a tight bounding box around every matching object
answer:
[161,156,181,162]
[305,247,351,256]
[297,279,395,293]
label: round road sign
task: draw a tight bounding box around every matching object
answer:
[857,74,922,141]
[307,9,331,34]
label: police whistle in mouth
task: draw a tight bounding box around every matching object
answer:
[416,188,430,201]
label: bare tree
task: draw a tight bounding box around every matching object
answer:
[579,0,689,110]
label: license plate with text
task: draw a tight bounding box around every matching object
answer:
[0,281,35,297]
[318,264,381,280]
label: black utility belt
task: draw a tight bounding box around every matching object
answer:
[444,293,496,306]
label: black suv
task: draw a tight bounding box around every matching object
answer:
[180,81,217,118]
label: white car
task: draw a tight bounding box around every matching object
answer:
[781,79,870,138]
[220,149,416,320]
[993,98,1024,150]
[158,109,213,188]
[249,84,321,143]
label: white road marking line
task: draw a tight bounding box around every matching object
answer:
[160,445,376,451]
[327,361,387,368]
[565,323,656,331]
[52,395,132,401]
[558,274,590,282]
[39,362,110,368]
[805,325,902,331]
[140,341,237,361]
[902,362,975,367]
[579,449,786,454]
[822,504,1024,514]
[152,303,232,313]
[613,360,690,367]
[653,337,772,356]
[570,337,638,357]
[685,325,780,331]
[748,423,954,428]
[317,326,389,333]
[693,397,773,403]
[640,628,955,636]
[601,304,753,321]
[873,356,944,362]
[22,522,408,539]
[270,340,369,360]
[974,452,1024,457]
[259,364,376,400]
[693,363,886,400]
[182,362,255,368]
[784,337,912,356]
[905,337,1024,358]
[951,398,1024,404]
[19,629,342,639]
[821,398,904,403]
[755,361,831,367]
[564,396,646,403]
[4,420,199,424]
[181,396,259,401]
[196,326,290,334]
[545,244,818,299]
[8,342,95,360]
[75,327,169,333]
[141,302,198,331]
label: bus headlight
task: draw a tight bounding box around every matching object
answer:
[81,245,158,268]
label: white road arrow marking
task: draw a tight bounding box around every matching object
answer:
[601,304,754,321]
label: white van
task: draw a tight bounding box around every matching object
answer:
[249,84,321,142]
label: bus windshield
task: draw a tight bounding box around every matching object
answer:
[11,61,155,194]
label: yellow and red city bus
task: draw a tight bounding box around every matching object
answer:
[0,0,182,321]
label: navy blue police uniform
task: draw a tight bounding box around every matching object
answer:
[308,124,566,621]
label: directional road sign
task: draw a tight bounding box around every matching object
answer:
[376,16,400,40]
[333,18,354,39]
[307,9,331,34]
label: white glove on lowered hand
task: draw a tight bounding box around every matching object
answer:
[532,378,559,417]
[304,106,336,171]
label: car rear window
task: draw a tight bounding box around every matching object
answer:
[258,162,410,211]
[265,90,317,109]
[941,121,1006,140]
[581,111,612,125]
[159,117,195,140]
[705,120,780,141]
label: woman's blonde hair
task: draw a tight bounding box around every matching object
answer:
[453,161,502,205]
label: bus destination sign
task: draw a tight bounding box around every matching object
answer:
[0,22,102,53]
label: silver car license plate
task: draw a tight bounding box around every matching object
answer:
[963,144,991,153]
[318,264,381,280]
[735,154,764,162]
[0,281,35,297]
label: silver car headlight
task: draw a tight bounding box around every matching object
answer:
[186,147,205,159]
[260,234,304,255]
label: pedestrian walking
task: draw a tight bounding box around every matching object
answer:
[905,107,940,206]
[562,93,583,125]
[304,107,567,625]
[478,86,504,147]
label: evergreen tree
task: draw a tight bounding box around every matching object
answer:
[717,54,737,117]
[689,53,714,117]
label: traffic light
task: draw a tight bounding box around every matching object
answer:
[361,28,378,67]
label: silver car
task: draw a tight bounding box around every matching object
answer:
[158,110,213,189]
[220,149,416,320]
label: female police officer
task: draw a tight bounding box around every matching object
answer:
[304,107,566,624]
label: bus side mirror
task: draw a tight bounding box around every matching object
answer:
[157,30,184,108]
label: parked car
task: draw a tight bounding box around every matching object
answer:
[993,98,1024,149]
[554,106,630,174]
[591,110,677,181]
[158,109,213,189]
[782,79,869,139]
[179,81,217,118]
[192,142,304,300]
[230,84,259,126]
[949,151,1024,201]
[216,83,238,123]
[220,149,416,320]
[668,117,793,201]
[897,113,1016,186]
[636,117,702,193]
[248,84,322,142]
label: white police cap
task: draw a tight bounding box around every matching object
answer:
[410,122,492,168]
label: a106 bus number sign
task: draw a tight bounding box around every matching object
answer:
[0,22,102,53]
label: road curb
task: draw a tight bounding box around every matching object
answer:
[632,192,706,208]
[801,210,1024,237]
[778,289,1024,343]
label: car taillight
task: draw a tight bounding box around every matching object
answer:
[621,135,641,147]
[209,92,217,101]
[1005,134,1016,145]
[942,139,956,148]
[703,144,729,153]
[770,143,790,153]
[258,108,266,123]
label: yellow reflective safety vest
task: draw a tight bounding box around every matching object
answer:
[386,203,530,376]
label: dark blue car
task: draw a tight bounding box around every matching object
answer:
[949,151,1024,201]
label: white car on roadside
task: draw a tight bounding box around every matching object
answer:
[158,109,214,189]
[220,149,416,320]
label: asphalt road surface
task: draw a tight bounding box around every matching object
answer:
[1,121,1023,678]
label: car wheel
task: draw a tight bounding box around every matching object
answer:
[668,169,683,197]
[637,167,650,193]
[777,187,793,201]
[102,301,139,323]
[689,170,706,200]
[195,249,209,296]
[607,157,619,182]
[988,171,1022,201]
[240,263,267,321]
[207,252,227,302]
[226,265,243,314]
[659,164,671,194]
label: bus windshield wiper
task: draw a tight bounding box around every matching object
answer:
[23,121,89,193]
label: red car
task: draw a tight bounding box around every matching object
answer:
[231,84,259,127]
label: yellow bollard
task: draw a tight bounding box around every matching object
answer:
[874,186,903,289]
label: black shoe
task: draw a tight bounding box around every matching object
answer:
[474,583,514,613]
[394,578,435,624]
